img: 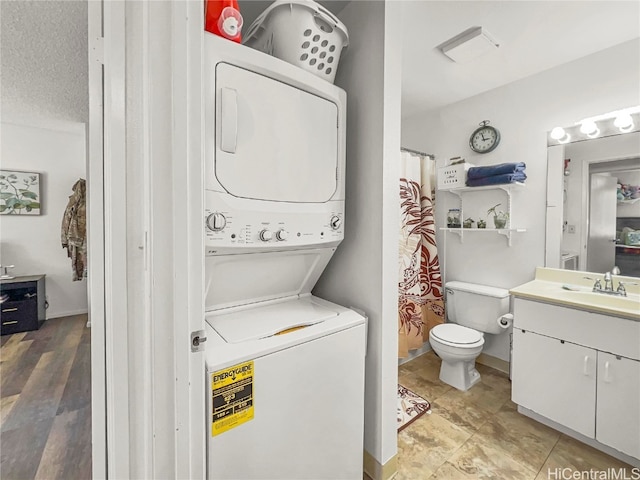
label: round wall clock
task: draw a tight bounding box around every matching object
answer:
[469,120,501,154]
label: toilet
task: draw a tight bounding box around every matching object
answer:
[429,281,511,391]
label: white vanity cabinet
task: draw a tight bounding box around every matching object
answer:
[511,297,640,460]
[596,352,640,459]
[512,329,596,437]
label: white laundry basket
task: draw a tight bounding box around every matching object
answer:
[243,0,349,83]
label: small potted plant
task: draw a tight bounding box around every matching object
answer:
[477,219,486,229]
[487,203,509,229]
[463,217,475,228]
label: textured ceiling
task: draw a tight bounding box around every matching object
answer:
[2,0,638,126]
[1,0,88,125]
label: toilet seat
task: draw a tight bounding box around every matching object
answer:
[430,324,484,348]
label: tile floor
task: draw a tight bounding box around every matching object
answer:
[396,351,636,479]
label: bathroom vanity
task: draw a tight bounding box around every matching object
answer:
[510,267,640,466]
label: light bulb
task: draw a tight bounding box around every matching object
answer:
[550,127,565,140]
[580,120,599,138]
[550,126,570,144]
[558,133,571,144]
[614,113,634,132]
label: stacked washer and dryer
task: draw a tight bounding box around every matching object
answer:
[203,33,366,480]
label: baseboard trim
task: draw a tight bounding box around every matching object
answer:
[517,406,640,468]
[476,353,510,375]
[363,451,397,480]
[398,343,432,366]
[46,309,89,320]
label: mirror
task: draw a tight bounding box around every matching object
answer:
[545,110,640,277]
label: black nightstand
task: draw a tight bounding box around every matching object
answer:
[0,275,46,335]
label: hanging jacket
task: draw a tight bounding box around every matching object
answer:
[61,178,87,281]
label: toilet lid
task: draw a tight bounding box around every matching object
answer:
[431,324,483,345]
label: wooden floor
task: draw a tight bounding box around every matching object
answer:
[1,315,91,480]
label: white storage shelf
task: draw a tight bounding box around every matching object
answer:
[618,198,640,205]
[439,182,526,246]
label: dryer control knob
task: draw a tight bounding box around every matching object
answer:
[276,229,289,241]
[206,212,227,232]
[259,229,273,242]
[330,215,342,230]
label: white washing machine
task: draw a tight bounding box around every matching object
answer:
[205,295,366,480]
[203,34,366,479]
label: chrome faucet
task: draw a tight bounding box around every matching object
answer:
[585,268,637,297]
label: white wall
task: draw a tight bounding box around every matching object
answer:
[0,122,88,318]
[402,39,640,361]
[313,0,402,474]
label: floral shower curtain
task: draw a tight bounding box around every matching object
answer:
[398,151,445,358]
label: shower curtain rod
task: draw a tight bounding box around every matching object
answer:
[401,147,434,158]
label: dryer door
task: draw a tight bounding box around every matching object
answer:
[215,62,339,203]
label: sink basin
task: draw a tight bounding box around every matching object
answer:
[510,268,640,320]
[564,290,640,314]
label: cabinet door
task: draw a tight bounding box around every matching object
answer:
[512,329,596,437]
[596,352,640,459]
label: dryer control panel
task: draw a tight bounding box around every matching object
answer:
[205,191,344,255]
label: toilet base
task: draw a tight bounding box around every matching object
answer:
[439,360,481,391]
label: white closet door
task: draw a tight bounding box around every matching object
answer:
[596,352,640,459]
[215,63,339,203]
[512,329,596,437]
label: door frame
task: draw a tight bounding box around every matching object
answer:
[580,154,638,271]
[91,0,132,477]
[87,0,108,477]
[169,1,207,475]
[91,1,206,477]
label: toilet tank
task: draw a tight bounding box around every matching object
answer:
[445,281,510,334]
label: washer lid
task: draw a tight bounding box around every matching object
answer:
[209,298,341,344]
[431,324,483,345]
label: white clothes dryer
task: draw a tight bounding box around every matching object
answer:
[203,33,347,260]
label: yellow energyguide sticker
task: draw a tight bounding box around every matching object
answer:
[211,360,254,436]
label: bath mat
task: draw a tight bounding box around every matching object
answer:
[397,384,431,432]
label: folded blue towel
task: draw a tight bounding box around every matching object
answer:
[466,172,527,187]
[467,162,526,180]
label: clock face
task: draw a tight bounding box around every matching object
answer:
[470,126,500,153]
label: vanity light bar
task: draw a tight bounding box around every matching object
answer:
[548,111,640,146]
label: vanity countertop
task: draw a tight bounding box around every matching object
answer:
[510,267,640,320]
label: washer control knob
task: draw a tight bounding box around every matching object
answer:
[206,212,227,232]
[276,229,289,241]
[259,229,273,242]
[330,215,342,230]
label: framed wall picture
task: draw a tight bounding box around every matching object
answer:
[0,170,41,215]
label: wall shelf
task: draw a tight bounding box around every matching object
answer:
[617,198,640,205]
[440,182,526,246]
[440,227,527,244]
[441,181,525,197]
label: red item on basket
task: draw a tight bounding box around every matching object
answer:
[205,0,243,43]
